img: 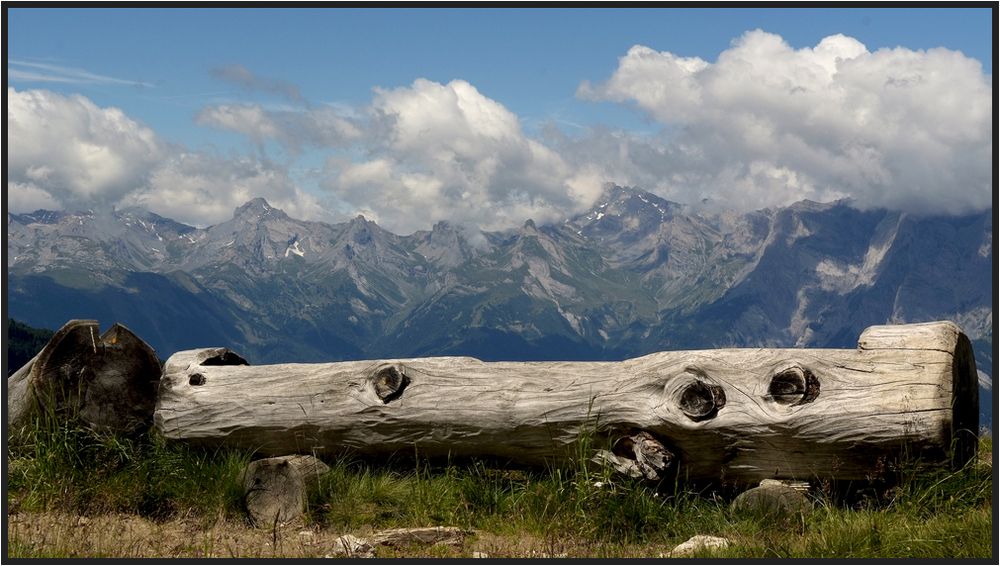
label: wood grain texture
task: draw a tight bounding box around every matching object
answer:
[154,321,978,483]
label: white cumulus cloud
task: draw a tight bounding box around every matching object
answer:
[8,30,991,234]
[325,78,604,233]
[579,30,992,214]
[119,152,325,227]
[7,87,164,208]
[7,87,320,227]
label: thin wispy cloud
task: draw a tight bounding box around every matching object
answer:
[210,64,302,102]
[9,60,153,87]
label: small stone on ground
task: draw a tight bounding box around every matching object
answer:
[327,534,373,558]
[668,535,731,557]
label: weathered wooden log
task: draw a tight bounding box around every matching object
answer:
[154,321,978,484]
[7,319,161,433]
[243,455,329,526]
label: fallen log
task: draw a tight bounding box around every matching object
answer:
[153,321,978,484]
[8,319,161,434]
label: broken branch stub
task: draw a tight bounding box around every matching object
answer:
[154,321,978,484]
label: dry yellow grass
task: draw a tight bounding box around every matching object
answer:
[8,511,698,559]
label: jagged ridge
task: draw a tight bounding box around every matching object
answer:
[8,184,993,428]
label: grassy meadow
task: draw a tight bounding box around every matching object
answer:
[5,411,994,559]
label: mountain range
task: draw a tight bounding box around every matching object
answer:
[7,185,993,427]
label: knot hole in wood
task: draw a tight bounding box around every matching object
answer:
[678,379,726,421]
[768,365,820,406]
[201,350,249,366]
[372,364,409,403]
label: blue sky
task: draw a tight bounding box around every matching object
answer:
[7,6,994,232]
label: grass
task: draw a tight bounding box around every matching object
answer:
[5,413,994,559]
[7,413,250,523]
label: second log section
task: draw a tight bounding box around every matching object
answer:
[154,321,979,485]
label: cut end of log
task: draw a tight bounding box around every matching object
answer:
[9,319,160,433]
[858,320,978,468]
[949,332,979,468]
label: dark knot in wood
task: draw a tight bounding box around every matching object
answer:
[189,373,207,386]
[201,351,249,366]
[679,380,726,421]
[768,366,820,406]
[373,365,409,403]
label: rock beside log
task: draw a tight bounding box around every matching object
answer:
[731,480,813,519]
[7,319,160,434]
[243,455,329,527]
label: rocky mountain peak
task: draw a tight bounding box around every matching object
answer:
[568,185,687,247]
[9,209,70,225]
[343,214,387,248]
[233,198,287,221]
[429,220,456,235]
[427,220,461,244]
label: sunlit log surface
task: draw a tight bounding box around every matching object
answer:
[154,321,978,484]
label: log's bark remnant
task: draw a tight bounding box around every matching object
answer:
[154,321,978,484]
[8,319,161,433]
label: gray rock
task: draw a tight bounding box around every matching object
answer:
[731,482,813,519]
[243,455,329,527]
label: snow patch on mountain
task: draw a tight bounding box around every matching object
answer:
[978,370,992,391]
[285,239,305,258]
[790,288,814,346]
[815,216,900,294]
